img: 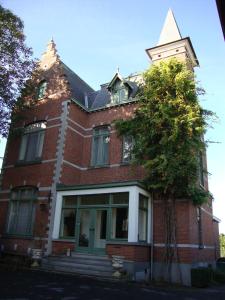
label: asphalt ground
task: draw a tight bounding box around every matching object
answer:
[0,269,225,300]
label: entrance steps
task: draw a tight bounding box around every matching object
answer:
[41,253,114,278]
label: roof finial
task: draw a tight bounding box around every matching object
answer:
[39,38,60,70]
[116,66,120,73]
[157,9,182,45]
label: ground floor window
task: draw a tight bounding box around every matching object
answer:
[60,196,78,238]
[59,192,129,242]
[7,187,37,236]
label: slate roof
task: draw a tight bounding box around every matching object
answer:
[62,62,139,111]
[62,63,94,107]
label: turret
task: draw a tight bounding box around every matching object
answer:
[146,9,199,69]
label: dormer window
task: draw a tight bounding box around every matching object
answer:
[37,80,47,99]
[111,80,128,104]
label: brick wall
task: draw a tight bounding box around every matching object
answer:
[106,244,150,262]
[52,240,75,255]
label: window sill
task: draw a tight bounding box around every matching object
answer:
[15,159,42,167]
[120,162,131,166]
[88,164,110,169]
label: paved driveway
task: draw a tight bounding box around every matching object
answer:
[0,269,225,300]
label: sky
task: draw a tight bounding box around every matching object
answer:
[0,0,225,233]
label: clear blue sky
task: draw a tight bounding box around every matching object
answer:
[1,0,225,233]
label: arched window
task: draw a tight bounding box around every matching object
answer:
[37,80,47,99]
[7,186,37,235]
[18,122,46,163]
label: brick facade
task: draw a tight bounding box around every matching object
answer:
[0,14,220,285]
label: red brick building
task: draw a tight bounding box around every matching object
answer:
[0,10,219,285]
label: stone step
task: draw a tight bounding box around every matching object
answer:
[42,262,113,277]
[71,252,110,260]
[41,253,114,278]
[42,259,113,272]
[46,255,112,266]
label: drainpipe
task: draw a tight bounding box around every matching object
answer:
[150,193,154,281]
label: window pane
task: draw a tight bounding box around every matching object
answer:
[138,194,148,241]
[25,132,39,161]
[16,201,31,234]
[37,81,47,99]
[138,209,147,241]
[19,123,46,162]
[63,196,78,207]
[123,136,133,163]
[81,194,109,205]
[91,127,109,166]
[139,194,148,209]
[21,188,36,200]
[18,135,28,161]
[7,188,36,235]
[7,202,17,233]
[111,207,128,239]
[60,209,76,237]
[112,193,129,204]
[36,131,45,158]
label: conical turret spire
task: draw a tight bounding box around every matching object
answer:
[157,9,182,45]
[146,9,199,68]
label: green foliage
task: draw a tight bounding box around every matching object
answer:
[115,58,212,205]
[191,267,212,288]
[188,187,212,206]
[212,269,225,284]
[0,4,35,137]
[220,234,225,257]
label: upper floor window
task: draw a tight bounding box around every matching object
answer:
[111,80,128,104]
[37,80,47,99]
[7,187,37,236]
[91,126,110,167]
[18,122,46,163]
[122,135,134,163]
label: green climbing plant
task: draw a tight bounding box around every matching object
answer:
[115,58,214,282]
[115,58,213,205]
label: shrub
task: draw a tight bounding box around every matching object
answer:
[213,270,225,284]
[191,267,212,288]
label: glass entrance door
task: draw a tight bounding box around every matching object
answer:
[77,208,108,254]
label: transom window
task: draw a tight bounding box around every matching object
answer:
[7,187,37,236]
[18,122,46,163]
[91,127,110,167]
[111,80,128,104]
[37,80,47,99]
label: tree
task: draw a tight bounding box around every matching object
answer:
[0,4,35,137]
[115,58,213,281]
